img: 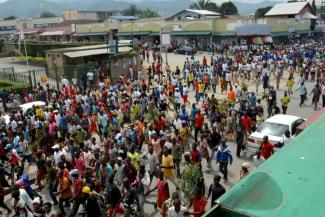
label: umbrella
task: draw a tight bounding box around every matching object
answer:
[252,37,263,45]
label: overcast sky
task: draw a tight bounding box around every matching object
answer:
[0,0,319,4]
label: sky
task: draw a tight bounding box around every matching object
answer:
[0,0,319,4]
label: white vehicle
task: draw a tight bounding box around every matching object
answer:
[247,114,305,152]
[19,101,46,114]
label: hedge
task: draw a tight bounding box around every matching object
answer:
[0,80,30,93]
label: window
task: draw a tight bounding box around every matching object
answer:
[256,122,289,137]
[291,119,305,135]
[178,16,181,21]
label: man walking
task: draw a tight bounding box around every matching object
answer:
[216,138,233,181]
[296,82,307,107]
[281,91,290,114]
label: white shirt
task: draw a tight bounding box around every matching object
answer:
[53,149,67,166]
[253,155,265,168]
[173,118,182,130]
[83,151,93,167]
[167,206,187,217]
[147,152,159,173]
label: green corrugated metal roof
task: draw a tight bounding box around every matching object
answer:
[205,114,325,217]
[213,32,236,36]
[115,31,151,36]
[150,32,160,36]
[295,30,313,34]
[171,31,211,36]
[74,32,108,37]
[271,31,293,37]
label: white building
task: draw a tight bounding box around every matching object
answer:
[168,9,221,21]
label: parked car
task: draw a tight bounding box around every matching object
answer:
[247,114,305,152]
[19,101,46,114]
[176,46,196,55]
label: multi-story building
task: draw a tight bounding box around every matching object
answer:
[63,9,121,22]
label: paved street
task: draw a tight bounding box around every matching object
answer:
[0,57,45,73]
[2,52,321,217]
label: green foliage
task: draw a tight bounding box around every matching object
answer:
[140,8,159,18]
[122,4,143,16]
[40,11,56,18]
[181,164,201,200]
[0,80,29,93]
[4,16,17,20]
[220,1,238,15]
[16,56,46,63]
[2,40,100,57]
[190,0,220,13]
[311,0,317,13]
[255,6,272,18]
[122,4,159,18]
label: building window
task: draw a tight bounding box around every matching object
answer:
[178,16,181,20]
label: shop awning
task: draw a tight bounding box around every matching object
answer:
[271,31,293,37]
[115,31,151,36]
[150,32,160,36]
[40,31,65,36]
[295,30,313,34]
[213,32,236,36]
[74,32,108,37]
[236,24,271,36]
[171,31,211,36]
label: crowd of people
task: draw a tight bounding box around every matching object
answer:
[0,38,324,217]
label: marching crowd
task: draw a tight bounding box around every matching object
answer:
[0,38,324,217]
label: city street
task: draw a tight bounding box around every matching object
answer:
[3,51,321,217]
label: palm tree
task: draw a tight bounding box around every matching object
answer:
[190,0,219,12]
[190,0,211,10]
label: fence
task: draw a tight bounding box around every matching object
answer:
[0,67,59,91]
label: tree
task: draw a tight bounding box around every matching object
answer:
[219,1,238,15]
[255,6,272,18]
[190,0,220,13]
[140,8,159,18]
[122,4,142,17]
[40,12,56,18]
[311,0,317,14]
[4,16,17,20]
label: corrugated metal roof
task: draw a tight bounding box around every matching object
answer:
[235,24,271,36]
[63,46,132,58]
[185,9,221,16]
[301,12,318,19]
[171,31,211,36]
[208,114,325,217]
[115,31,150,36]
[265,2,309,16]
[213,32,236,36]
[40,31,65,36]
[74,32,108,37]
[109,16,139,20]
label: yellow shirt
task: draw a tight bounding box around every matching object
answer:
[287,80,294,88]
[198,83,205,93]
[35,108,44,118]
[162,155,174,177]
[188,73,194,81]
[127,152,140,170]
[281,96,290,107]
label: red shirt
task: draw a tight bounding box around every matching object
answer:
[195,114,204,128]
[191,150,201,164]
[260,142,274,159]
[73,178,83,198]
[156,118,165,131]
[191,196,207,217]
[241,116,252,132]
